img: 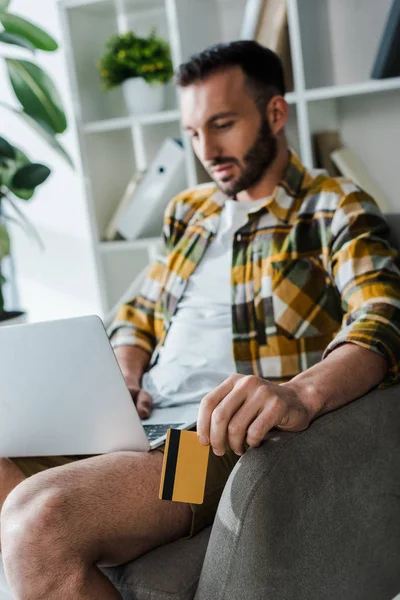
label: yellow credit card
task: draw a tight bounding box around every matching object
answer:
[159,429,210,505]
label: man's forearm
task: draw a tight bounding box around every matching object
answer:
[113,344,151,382]
[282,343,388,421]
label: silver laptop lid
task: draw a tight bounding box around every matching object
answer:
[0,315,150,456]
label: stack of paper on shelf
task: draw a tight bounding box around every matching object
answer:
[241,0,293,92]
[313,130,343,177]
[117,137,186,240]
[371,0,400,79]
[312,130,390,213]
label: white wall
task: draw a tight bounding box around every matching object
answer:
[0,0,102,322]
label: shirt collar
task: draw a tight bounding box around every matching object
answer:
[246,149,312,224]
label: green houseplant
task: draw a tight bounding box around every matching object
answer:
[98,29,174,115]
[0,0,70,325]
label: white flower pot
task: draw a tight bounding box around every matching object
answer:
[0,310,27,327]
[122,77,165,115]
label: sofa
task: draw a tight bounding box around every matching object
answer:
[1,215,399,599]
[100,382,400,600]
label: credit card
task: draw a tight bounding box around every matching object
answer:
[159,429,210,504]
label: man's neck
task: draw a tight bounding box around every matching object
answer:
[236,141,290,203]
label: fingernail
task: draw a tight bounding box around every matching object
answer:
[199,435,208,445]
[213,448,224,456]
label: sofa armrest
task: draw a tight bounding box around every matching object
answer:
[195,385,400,600]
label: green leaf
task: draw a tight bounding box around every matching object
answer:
[0,145,34,199]
[7,186,34,200]
[0,30,36,51]
[0,0,10,10]
[0,136,16,160]
[6,59,67,133]
[0,223,11,260]
[12,163,50,189]
[0,12,58,51]
[0,102,74,168]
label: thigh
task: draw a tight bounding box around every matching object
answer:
[10,455,90,478]
[10,450,192,567]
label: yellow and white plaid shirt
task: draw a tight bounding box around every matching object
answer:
[108,151,400,388]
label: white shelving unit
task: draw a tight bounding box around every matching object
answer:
[57,0,400,317]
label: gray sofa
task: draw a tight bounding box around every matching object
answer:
[100,214,400,600]
[102,384,400,600]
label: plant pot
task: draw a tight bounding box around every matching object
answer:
[122,77,165,115]
[0,310,27,327]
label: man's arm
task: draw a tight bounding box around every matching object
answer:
[281,342,387,420]
[197,189,400,456]
[114,345,152,418]
[196,344,387,457]
[107,188,192,353]
[321,188,400,387]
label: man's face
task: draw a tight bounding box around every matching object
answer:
[180,66,278,197]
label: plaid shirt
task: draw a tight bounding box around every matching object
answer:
[108,151,400,388]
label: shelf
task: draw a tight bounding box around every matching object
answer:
[304,77,400,102]
[61,0,109,7]
[285,92,297,105]
[98,238,162,252]
[84,96,299,134]
[61,0,163,11]
[84,109,181,133]
[60,0,115,15]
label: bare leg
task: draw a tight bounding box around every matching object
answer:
[0,458,26,552]
[1,450,192,600]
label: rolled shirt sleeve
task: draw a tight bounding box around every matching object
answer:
[322,189,400,387]
[106,246,168,356]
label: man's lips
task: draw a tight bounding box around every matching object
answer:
[212,163,234,177]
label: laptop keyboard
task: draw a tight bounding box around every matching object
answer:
[142,423,184,442]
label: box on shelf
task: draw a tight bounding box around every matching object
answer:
[103,170,146,241]
[117,137,186,240]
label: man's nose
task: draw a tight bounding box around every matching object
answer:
[198,134,219,164]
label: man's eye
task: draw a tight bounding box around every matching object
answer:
[216,121,234,130]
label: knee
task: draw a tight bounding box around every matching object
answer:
[1,477,69,561]
[1,478,86,599]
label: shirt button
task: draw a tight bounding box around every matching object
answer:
[236,233,242,242]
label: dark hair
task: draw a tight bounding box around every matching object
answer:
[175,41,285,110]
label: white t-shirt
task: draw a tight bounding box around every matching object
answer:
[142,197,269,408]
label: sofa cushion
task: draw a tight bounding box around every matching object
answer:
[101,526,211,600]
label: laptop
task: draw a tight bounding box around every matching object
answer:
[0,315,198,457]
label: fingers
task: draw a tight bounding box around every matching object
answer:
[136,389,153,419]
[226,387,274,455]
[198,375,296,457]
[197,375,240,448]
[209,380,249,455]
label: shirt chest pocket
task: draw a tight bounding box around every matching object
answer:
[269,257,342,339]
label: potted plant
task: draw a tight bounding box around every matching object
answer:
[0,137,50,325]
[0,0,71,326]
[98,29,174,115]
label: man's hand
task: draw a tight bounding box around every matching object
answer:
[113,345,153,419]
[197,374,314,456]
[122,371,153,420]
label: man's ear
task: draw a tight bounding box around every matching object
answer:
[266,96,288,136]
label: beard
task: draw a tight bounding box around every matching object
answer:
[208,117,278,197]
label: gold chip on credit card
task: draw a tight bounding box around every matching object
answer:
[159,429,210,505]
